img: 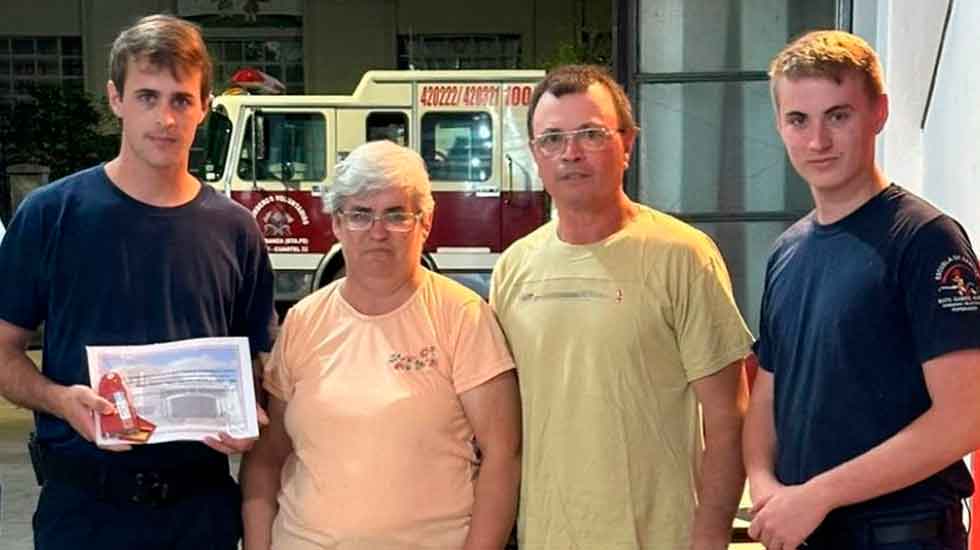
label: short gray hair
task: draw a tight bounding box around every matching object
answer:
[325,140,435,215]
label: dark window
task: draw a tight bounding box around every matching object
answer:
[206,37,304,94]
[190,106,232,182]
[12,39,34,55]
[366,112,409,146]
[421,112,493,182]
[61,37,82,56]
[398,34,522,70]
[36,38,57,55]
[0,35,84,105]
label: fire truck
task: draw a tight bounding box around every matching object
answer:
[195,70,548,309]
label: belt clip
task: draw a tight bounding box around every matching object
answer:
[132,472,169,506]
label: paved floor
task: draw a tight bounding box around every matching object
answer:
[1,350,42,550]
[0,391,36,550]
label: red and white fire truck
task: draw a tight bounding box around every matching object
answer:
[196,70,548,308]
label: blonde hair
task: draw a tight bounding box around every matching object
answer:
[769,30,884,107]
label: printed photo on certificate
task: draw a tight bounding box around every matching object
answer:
[86,337,259,446]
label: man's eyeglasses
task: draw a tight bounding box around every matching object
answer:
[530,127,625,157]
[335,210,423,232]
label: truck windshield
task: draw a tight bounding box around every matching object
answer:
[189,107,232,183]
[236,112,327,183]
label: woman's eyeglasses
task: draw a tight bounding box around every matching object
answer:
[336,210,422,232]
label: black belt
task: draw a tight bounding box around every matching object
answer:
[871,518,943,544]
[39,449,231,507]
[808,512,952,547]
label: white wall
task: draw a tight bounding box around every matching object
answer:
[858,0,979,243]
[856,1,949,196]
[920,0,980,243]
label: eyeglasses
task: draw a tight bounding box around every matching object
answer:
[336,210,423,232]
[531,127,625,157]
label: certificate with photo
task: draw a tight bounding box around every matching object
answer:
[86,337,259,446]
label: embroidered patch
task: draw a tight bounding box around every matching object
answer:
[388,345,438,371]
[934,255,980,312]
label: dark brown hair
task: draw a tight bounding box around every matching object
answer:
[527,64,636,137]
[109,14,213,101]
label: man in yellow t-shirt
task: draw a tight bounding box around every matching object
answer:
[491,64,754,549]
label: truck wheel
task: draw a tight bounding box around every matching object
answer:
[319,264,345,288]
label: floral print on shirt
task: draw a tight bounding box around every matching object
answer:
[388,345,438,371]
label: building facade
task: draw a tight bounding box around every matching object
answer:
[0,0,610,106]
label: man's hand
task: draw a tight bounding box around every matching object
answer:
[748,471,784,508]
[203,404,269,455]
[53,384,131,452]
[748,482,831,550]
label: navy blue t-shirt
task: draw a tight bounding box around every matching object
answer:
[0,165,276,469]
[755,184,980,517]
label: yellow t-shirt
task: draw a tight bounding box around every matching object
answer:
[265,270,515,550]
[491,205,753,549]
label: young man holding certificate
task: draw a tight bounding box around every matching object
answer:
[0,14,276,550]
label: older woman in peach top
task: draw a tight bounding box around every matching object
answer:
[241,140,521,550]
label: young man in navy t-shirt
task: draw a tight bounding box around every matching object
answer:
[744,30,980,550]
[0,15,275,550]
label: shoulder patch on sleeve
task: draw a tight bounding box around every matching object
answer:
[934,255,980,312]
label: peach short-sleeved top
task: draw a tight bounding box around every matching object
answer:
[264,271,515,550]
